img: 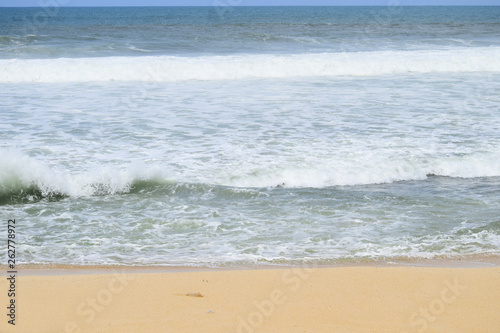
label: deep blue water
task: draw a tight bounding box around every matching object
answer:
[1,6,500,58]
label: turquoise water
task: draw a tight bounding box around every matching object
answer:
[1,7,499,266]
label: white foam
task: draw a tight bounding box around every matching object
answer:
[0,150,167,197]
[1,47,500,83]
[1,149,499,197]
[222,152,500,188]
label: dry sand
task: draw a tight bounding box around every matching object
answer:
[1,264,499,333]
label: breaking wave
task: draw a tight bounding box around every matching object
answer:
[1,47,500,83]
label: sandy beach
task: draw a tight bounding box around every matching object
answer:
[1,262,499,333]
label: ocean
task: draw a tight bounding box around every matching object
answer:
[1,6,499,267]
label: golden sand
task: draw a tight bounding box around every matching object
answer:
[1,265,499,333]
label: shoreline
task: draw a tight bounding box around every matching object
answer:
[4,255,500,276]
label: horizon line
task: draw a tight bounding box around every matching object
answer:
[2,4,500,7]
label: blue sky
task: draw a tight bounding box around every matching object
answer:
[1,0,499,6]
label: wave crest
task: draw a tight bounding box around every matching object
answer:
[1,47,500,83]
[1,150,499,204]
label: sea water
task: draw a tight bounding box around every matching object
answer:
[0,6,499,266]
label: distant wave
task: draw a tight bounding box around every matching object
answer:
[1,47,500,83]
